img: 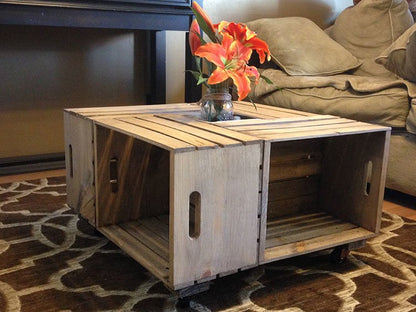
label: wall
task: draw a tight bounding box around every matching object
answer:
[0,26,145,159]
[202,0,350,28]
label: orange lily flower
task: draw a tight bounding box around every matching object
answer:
[195,33,260,100]
[189,19,201,55]
[217,21,271,63]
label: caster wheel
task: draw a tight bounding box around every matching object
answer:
[176,297,191,308]
[331,245,350,264]
[93,228,104,237]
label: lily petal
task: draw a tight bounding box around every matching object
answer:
[215,21,230,34]
[245,37,271,63]
[189,19,201,55]
[220,22,247,42]
[194,43,226,68]
[227,39,252,63]
[244,65,260,82]
[229,70,252,100]
[207,68,229,85]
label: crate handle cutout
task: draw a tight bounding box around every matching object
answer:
[109,158,118,193]
[68,144,74,178]
[189,191,201,239]
[363,160,373,196]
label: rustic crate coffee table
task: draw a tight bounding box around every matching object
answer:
[64,101,390,295]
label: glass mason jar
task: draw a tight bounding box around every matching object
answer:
[199,89,234,122]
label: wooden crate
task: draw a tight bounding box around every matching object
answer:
[218,110,390,263]
[65,103,267,290]
[64,102,390,292]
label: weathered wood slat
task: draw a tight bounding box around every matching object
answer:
[268,176,320,202]
[269,158,322,181]
[133,114,236,148]
[65,103,199,116]
[219,114,336,130]
[270,139,324,164]
[117,116,219,150]
[94,118,196,152]
[89,111,198,121]
[267,214,337,238]
[120,221,169,261]
[266,220,357,248]
[233,101,316,118]
[245,119,358,136]
[158,114,259,146]
[268,139,323,182]
[233,107,287,119]
[98,225,169,282]
[231,117,347,133]
[267,194,319,219]
[142,216,170,242]
[252,123,389,142]
[263,227,375,263]
[267,212,327,227]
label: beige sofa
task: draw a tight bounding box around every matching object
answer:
[248,0,416,197]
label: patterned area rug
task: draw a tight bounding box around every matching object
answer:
[1,177,416,312]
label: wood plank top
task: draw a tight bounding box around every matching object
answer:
[67,101,390,150]
[94,118,196,152]
[64,103,200,117]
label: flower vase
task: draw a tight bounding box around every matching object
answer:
[200,89,234,122]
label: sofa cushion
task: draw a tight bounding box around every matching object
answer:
[328,0,414,77]
[255,86,409,128]
[376,24,416,82]
[251,68,412,128]
[246,17,361,76]
[385,132,416,196]
[407,98,416,133]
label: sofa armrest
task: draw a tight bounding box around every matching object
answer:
[407,98,416,134]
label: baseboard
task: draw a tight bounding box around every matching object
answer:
[0,153,65,175]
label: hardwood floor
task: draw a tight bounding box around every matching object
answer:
[383,188,416,220]
[0,169,66,184]
[0,169,415,220]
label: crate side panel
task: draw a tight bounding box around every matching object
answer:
[320,131,389,232]
[95,125,170,227]
[64,111,95,225]
[170,144,261,287]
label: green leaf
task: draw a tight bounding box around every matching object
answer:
[194,56,202,73]
[207,61,215,76]
[260,74,273,85]
[246,95,258,110]
[185,69,208,87]
[197,76,208,85]
[191,7,219,43]
[186,69,202,81]
[194,32,207,46]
